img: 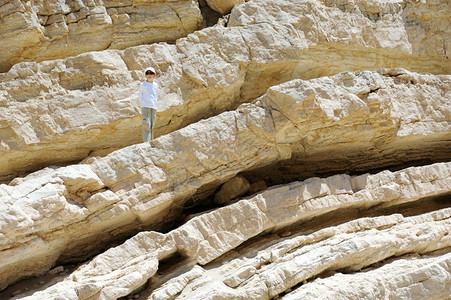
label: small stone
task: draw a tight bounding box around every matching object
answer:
[48,266,64,276]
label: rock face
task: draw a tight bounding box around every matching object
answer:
[3,162,451,299]
[1,0,450,182]
[0,0,203,72]
[1,69,450,296]
[0,0,450,299]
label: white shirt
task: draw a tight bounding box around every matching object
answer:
[138,81,159,109]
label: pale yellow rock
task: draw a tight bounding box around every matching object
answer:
[0,0,203,72]
[15,201,451,299]
[150,209,451,300]
[1,0,450,298]
[402,0,451,58]
[16,231,175,300]
[1,0,450,182]
[281,253,451,300]
[214,175,251,204]
[257,69,451,182]
[205,0,245,14]
[149,265,205,300]
[0,102,277,290]
[0,70,450,290]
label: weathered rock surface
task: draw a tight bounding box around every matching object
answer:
[247,68,451,183]
[0,69,450,292]
[281,252,451,300]
[1,0,450,182]
[5,163,451,299]
[0,0,203,72]
[214,175,250,205]
[206,0,245,14]
[0,0,450,298]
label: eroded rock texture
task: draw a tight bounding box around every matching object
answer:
[0,0,450,299]
[0,0,203,72]
[3,163,451,299]
[1,0,450,182]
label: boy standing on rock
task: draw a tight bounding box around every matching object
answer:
[138,67,159,143]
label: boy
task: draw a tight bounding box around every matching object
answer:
[138,67,159,142]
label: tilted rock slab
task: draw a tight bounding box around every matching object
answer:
[149,209,451,300]
[1,0,450,181]
[0,69,450,290]
[11,171,451,299]
[230,0,450,65]
[281,252,451,300]
[0,0,203,72]
[255,68,451,182]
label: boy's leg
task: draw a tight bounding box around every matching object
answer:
[149,108,157,140]
[141,107,152,142]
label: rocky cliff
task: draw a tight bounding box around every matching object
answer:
[0,0,450,299]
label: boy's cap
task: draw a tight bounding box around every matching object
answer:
[145,67,156,74]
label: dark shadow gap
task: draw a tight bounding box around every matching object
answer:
[284,193,451,236]
[199,0,224,27]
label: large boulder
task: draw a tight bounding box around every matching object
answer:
[205,0,246,14]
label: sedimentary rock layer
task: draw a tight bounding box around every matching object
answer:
[1,1,450,297]
[281,252,451,300]
[1,0,450,182]
[246,68,451,183]
[0,69,450,290]
[10,166,451,299]
[0,0,203,72]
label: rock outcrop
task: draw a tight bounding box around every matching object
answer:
[1,69,450,294]
[4,162,451,299]
[1,0,450,182]
[0,0,450,299]
[0,0,203,72]
[205,0,245,14]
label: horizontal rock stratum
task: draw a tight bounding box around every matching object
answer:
[0,0,203,72]
[0,0,450,299]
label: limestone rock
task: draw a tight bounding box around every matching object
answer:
[229,0,450,62]
[0,0,203,72]
[402,0,451,58]
[170,209,451,300]
[214,175,251,204]
[0,70,450,290]
[1,0,450,182]
[205,0,245,14]
[0,0,450,298]
[281,253,451,299]
[9,170,451,299]
[156,210,451,300]
[250,68,451,183]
